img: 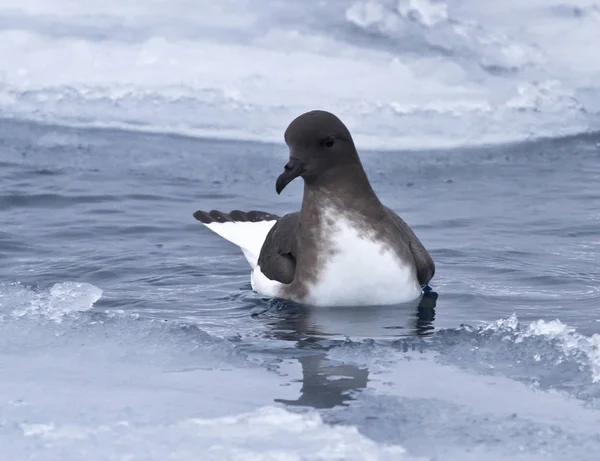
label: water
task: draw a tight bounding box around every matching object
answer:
[1,118,599,460]
[1,1,600,460]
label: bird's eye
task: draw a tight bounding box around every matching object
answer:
[322,136,336,148]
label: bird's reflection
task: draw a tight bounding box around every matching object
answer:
[253,287,438,409]
[274,353,369,408]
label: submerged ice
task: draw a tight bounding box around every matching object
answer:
[0,282,418,460]
[2,281,600,460]
[0,0,599,148]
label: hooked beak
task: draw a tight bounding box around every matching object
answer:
[275,157,305,194]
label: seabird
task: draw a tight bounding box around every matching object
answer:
[193,110,435,307]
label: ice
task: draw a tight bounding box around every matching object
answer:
[0,282,416,461]
[0,0,599,149]
[321,316,600,459]
[14,407,416,461]
[521,318,600,383]
[2,281,102,321]
[1,283,599,459]
[472,314,600,383]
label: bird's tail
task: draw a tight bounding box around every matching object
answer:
[193,210,279,268]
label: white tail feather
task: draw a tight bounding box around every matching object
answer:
[202,220,277,268]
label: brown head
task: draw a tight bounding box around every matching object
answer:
[275,110,363,194]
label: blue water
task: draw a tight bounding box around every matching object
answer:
[1,118,599,460]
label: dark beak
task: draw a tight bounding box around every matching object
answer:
[276,157,305,194]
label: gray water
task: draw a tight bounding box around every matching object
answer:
[1,119,599,460]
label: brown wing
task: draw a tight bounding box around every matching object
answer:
[385,207,435,286]
[257,212,300,284]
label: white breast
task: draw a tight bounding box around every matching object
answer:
[303,210,422,307]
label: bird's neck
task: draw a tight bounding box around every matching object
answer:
[301,163,382,218]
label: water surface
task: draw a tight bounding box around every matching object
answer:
[1,119,599,460]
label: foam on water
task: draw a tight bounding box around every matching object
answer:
[1,0,599,149]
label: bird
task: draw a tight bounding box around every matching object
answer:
[193,110,435,307]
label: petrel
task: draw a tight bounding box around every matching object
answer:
[194,110,435,306]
